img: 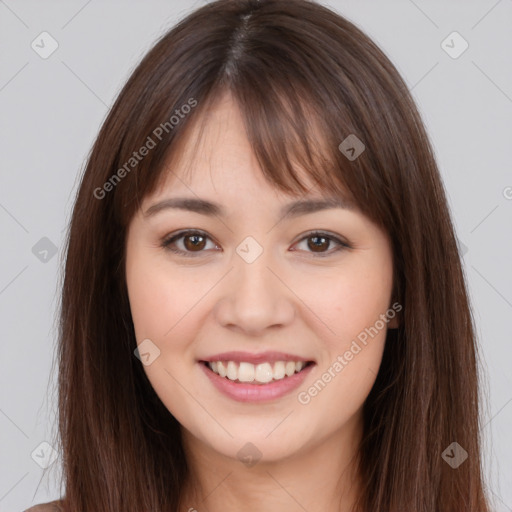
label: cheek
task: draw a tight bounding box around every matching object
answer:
[126,248,205,342]
[292,250,393,413]
[292,253,394,348]
[295,284,390,427]
[125,249,207,423]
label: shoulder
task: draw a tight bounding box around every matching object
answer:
[24,499,64,512]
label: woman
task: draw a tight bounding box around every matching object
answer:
[27,0,491,510]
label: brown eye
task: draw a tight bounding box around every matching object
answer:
[307,235,331,253]
[162,230,349,259]
[161,230,217,257]
[292,231,349,257]
[183,233,207,251]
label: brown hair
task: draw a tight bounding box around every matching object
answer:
[48,0,491,510]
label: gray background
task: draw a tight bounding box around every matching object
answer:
[0,0,511,510]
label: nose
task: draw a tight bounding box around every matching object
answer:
[213,251,296,336]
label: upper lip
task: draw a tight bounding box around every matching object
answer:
[199,351,315,365]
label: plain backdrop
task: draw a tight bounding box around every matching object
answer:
[0,1,511,511]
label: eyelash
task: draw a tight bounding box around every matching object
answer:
[160,230,350,258]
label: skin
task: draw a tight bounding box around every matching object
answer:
[125,92,398,512]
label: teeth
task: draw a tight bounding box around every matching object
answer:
[226,361,238,380]
[217,361,227,377]
[273,361,285,380]
[206,360,309,383]
[238,362,255,382]
[255,362,273,383]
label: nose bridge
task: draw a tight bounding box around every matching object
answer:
[236,246,275,300]
[214,242,295,334]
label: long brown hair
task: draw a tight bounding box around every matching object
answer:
[49,0,491,510]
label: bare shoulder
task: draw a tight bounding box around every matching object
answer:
[24,499,64,512]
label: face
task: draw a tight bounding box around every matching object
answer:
[125,92,397,464]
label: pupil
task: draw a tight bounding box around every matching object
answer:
[309,236,328,252]
[185,235,205,251]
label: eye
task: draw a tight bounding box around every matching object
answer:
[161,230,219,257]
[291,231,350,257]
[161,229,350,258]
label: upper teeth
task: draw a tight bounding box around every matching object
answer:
[208,361,307,383]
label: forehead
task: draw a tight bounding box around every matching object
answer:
[146,92,339,206]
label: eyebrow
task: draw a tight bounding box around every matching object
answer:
[144,197,355,218]
[143,196,354,219]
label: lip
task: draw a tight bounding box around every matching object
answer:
[199,360,316,403]
[199,351,314,365]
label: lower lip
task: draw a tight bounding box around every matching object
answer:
[199,362,315,403]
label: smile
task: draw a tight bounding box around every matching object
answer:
[205,360,313,384]
[199,360,316,403]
